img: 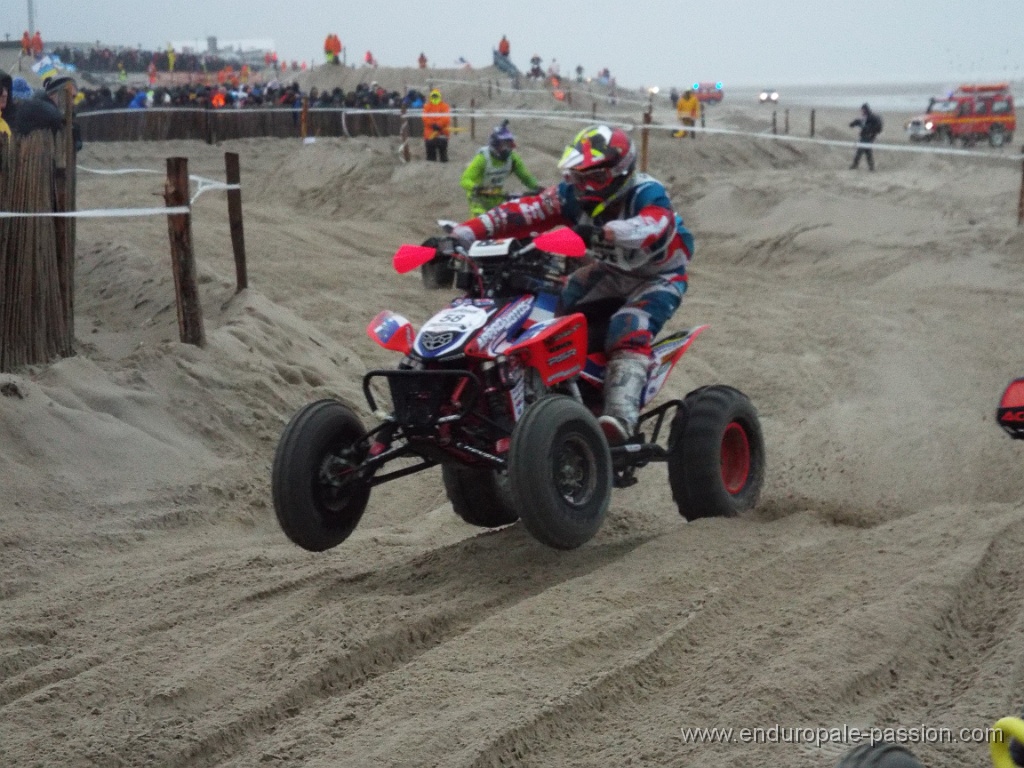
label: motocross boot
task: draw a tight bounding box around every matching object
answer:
[598,351,650,444]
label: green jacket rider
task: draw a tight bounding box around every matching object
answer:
[460,121,539,216]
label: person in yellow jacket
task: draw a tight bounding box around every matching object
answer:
[422,88,451,162]
[460,121,540,215]
[674,89,700,138]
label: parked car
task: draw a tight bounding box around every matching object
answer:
[758,88,779,104]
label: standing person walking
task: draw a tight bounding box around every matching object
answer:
[849,103,883,171]
[422,88,451,162]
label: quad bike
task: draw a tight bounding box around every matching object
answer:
[271,227,766,552]
[997,377,1024,439]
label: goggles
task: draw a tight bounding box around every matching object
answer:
[565,166,613,191]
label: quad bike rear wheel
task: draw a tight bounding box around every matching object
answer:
[442,464,519,528]
[668,385,765,521]
[272,399,372,552]
[508,395,612,549]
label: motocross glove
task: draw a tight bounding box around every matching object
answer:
[450,225,476,250]
[574,223,606,248]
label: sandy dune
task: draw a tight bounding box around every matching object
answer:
[1,66,1023,767]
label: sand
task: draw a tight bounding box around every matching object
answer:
[1,63,1023,768]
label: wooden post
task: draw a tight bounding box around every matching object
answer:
[772,111,777,135]
[592,100,597,120]
[700,103,706,130]
[640,107,652,173]
[784,109,790,135]
[400,104,411,162]
[205,103,216,145]
[488,81,492,99]
[1018,147,1024,226]
[164,157,205,347]
[224,152,247,292]
[53,81,76,354]
[470,97,476,141]
[810,109,816,138]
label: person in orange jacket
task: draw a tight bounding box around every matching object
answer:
[30,31,43,57]
[497,35,510,57]
[422,88,451,162]
[418,52,427,69]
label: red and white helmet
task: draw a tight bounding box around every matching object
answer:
[557,124,637,214]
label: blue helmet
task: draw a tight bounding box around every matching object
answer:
[489,120,516,161]
[12,77,32,100]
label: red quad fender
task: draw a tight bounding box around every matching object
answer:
[642,324,710,404]
[997,377,1024,440]
[503,312,588,387]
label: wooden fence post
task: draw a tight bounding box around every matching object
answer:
[224,152,248,292]
[640,106,652,173]
[784,108,790,135]
[164,157,205,347]
[810,109,816,138]
[1018,147,1024,226]
[205,103,215,145]
[772,111,777,135]
[470,98,476,141]
[592,100,597,120]
[399,104,411,162]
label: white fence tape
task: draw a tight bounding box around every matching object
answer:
[2,104,1018,220]
[0,206,189,218]
[0,168,240,219]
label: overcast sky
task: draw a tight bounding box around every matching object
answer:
[12,0,1024,90]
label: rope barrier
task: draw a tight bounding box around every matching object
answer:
[4,103,1018,221]
[0,168,240,218]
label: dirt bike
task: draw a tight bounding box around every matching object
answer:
[271,227,766,552]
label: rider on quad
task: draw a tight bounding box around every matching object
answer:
[459,120,540,216]
[451,124,694,444]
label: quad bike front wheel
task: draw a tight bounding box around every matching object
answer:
[442,464,519,528]
[508,395,612,550]
[668,385,766,521]
[272,399,372,552]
